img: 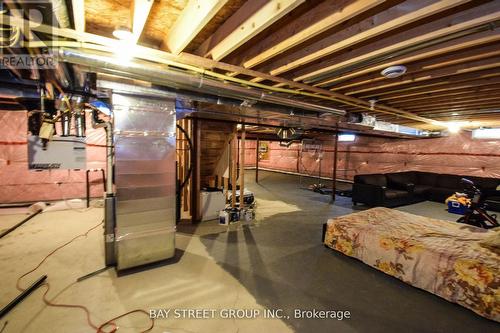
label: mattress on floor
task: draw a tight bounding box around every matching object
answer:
[324,207,499,322]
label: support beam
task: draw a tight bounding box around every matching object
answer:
[242,0,385,69]
[239,124,245,210]
[191,118,201,223]
[208,0,305,61]
[131,0,154,44]
[331,125,338,203]
[71,0,85,33]
[266,0,470,76]
[255,137,259,184]
[164,0,229,54]
[231,131,237,209]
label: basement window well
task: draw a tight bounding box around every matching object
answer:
[472,128,500,139]
[338,134,356,142]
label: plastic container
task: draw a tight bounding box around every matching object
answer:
[219,210,229,225]
[448,201,468,215]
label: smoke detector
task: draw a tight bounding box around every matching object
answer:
[381,65,407,78]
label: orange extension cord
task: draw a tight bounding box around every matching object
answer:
[15,220,155,333]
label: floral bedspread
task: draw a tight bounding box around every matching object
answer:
[324,207,499,321]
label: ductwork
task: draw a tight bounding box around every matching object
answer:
[57,48,345,117]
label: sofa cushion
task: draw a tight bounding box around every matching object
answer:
[387,172,417,188]
[413,185,433,195]
[471,177,500,191]
[416,172,439,187]
[428,187,457,203]
[436,174,462,190]
[384,189,410,199]
[355,174,387,187]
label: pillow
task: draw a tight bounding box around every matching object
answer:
[479,229,500,253]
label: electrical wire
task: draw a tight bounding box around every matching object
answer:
[15,220,155,333]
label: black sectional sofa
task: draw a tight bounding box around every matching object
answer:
[352,171,500,211]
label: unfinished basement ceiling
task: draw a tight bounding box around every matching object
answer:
[3,0,500,131]
[82,0,500,129]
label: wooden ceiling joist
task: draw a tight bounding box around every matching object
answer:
[309,31,500,88]
[410,101,500,113]
[241,0,386,69]
[363,72,500,99]
[203,0,305,61]
[131,0,154,44]
[330,43,500,91]
[72,0,85,33]
[163,0,229,54]
[390,93,500,109]
[293,3,500,83]
[388,87,500,104]
[265,0,472,77]
[345,58,500,96]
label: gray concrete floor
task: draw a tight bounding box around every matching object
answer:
[0,170,497,332]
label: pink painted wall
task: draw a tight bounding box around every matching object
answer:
[0,111,107,203]
[243,133,500,181]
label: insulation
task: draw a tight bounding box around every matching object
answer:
[0,110,106,203]
[244,133,500,180]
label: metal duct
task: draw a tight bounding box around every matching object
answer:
[57,48,345,117]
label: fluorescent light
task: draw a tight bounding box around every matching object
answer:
[338,134,356,142]
[472,128,500,139]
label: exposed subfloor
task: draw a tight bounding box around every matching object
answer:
[0,170,497,333]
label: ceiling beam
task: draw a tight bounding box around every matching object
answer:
[266,0,471,77]
[241,0,386,69]
[409,101,500,112]
[163,0,229,54]
[388,87,500,104]
[344,58,500,95]
[309,31,500,88]
[330,43,500,91]
[71,0,85,33]
[131,0,154,44]
[1,12,444,127]
[293,2,500,83]
[206,0,305,61]
[362,72,500,99]
[379,77,500,101]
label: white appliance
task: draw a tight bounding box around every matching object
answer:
[201,190,226,221]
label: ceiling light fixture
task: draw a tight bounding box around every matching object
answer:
[113,25,133,41]
[381,65,407,78]
[446,121,463,134]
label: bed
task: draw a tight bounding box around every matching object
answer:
[322,207,499,322]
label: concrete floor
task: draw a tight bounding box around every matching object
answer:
[0,170,497,332]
